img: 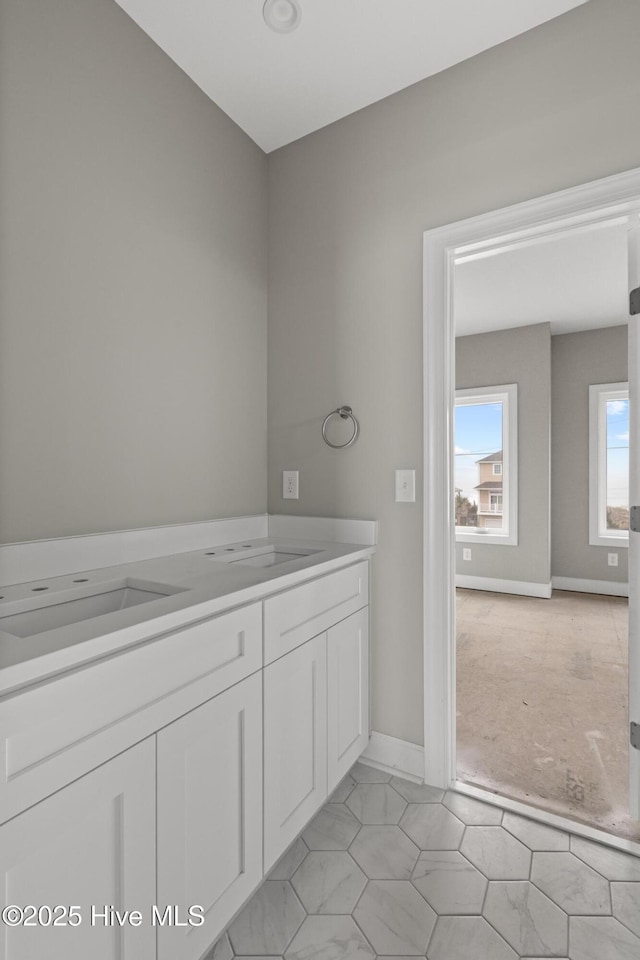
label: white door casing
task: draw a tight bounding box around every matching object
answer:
[423,166,640,823]
[628,221,640,820]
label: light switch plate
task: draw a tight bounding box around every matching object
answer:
[395,469,416,502]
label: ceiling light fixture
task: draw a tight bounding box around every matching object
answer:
[262,0,302,34]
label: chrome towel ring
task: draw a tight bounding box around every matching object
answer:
[322,406,360,449]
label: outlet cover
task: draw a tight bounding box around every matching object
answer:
[395,469,416,502]
[282,470,299,499]
[463,548,472,562]
[608,552,619,567]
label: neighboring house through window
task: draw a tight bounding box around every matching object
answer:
[454,384,518,545]
[589,382,629,547]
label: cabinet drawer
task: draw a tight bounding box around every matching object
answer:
[0,603,262,825]
[264,561,368,664]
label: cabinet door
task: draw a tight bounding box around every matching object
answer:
[0,739,155,960]
[327,607,370,793]
[263,634,327,871]
[157,672,262,960]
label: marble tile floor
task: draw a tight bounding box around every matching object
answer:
[206,761,640,960]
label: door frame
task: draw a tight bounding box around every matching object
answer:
[422,167,640,819]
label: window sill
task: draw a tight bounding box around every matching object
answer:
[588,534,629,548]
[456,530,517,546]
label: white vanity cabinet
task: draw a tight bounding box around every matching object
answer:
[263,633,328,871]
[327,606,369,792]
[0,554,372,960]
[263,562,370,871]
[156,672,263,960]
[0,738,156,960]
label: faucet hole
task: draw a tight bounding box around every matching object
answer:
[205,551,216,555]
[73,578,89,583]
[225,548,235,552]
[242,545,252,548]
[32,586,48,592]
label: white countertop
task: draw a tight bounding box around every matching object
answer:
[0,536,374,695]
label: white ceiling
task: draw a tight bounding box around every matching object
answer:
[115,0,587,152]
[454,220,630,338]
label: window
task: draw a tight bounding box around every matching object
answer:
[589,382,629,546]
[455,384,518,545]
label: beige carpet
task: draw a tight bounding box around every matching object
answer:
[456,587,639,841]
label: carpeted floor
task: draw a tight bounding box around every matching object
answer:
[456,588,638,842]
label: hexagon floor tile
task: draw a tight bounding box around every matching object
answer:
[302,803,360,850]
[569,916,640,960]
[213,762,640,960]
[354,881,436,955]
[460,826,531,880]
[483,881,568,956]
[400,803,465,850]
[291,851,366,914]
[427,916,517,960]
[570,836,640,881]
[611,881,640,938]
[269,837,309,880]
[350,761,391,783]
[411,850,487,915]
[390,777,444,804]
[227,880,305,955]
[286,915,375,960]
[350,825,419,880]
[502,812,569,851]
[442,791,503,825]
[346,782,407,824]
[530,851,611,915]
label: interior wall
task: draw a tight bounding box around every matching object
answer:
[551,325,628,584]
[0,0,268,543]
[455,324,551,587]
[267,0,640,746]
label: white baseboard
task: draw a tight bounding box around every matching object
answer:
[456,574,552,599]
[552,576,629,598]
[360,731,425,783]
[269,514,378,546]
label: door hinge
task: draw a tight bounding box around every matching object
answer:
[630,506,640,533]
[631,287,640,316]
[632,722,640,750]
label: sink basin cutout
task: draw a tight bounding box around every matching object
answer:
[0,579,184,638]
[229,547,322,568]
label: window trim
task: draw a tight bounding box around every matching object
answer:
[455,383,518,546]
[589,381,629,547]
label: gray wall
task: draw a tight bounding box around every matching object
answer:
[0,0,268,543]
[455,324,551,586]
[552,326,628,583]
[267,0,640,746]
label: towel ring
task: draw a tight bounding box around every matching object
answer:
[322,406,360,449]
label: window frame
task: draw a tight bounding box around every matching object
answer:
[454,383,518,546]
[588,381,629,547]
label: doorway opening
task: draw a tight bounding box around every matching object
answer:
[422,168,640,848]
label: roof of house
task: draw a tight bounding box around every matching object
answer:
[476,450,503,463]
[474,481,503,490]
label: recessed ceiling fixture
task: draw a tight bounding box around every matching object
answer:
[263,0,302,34]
